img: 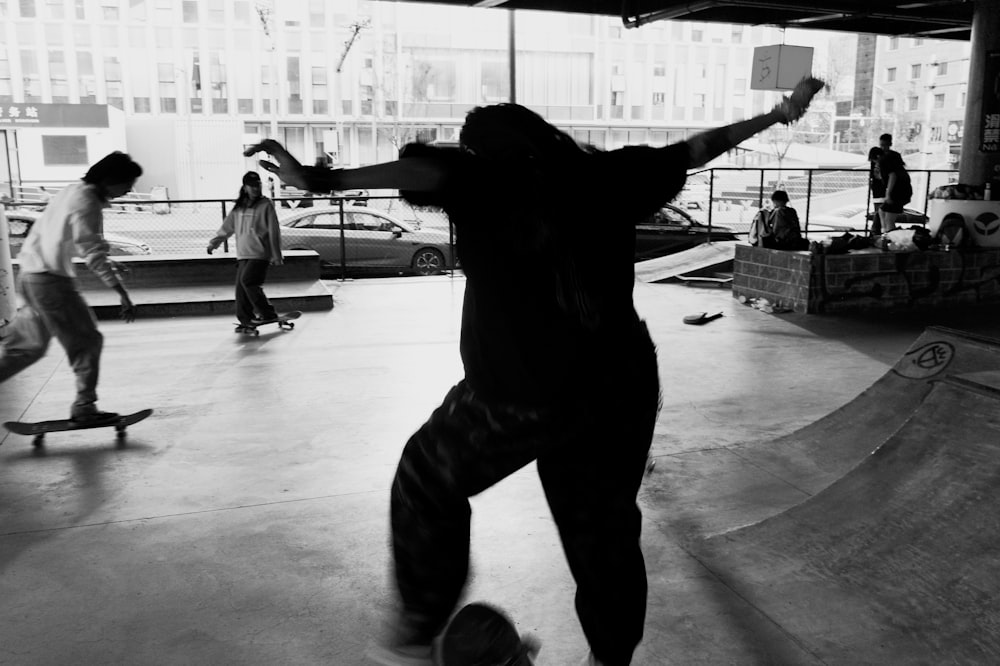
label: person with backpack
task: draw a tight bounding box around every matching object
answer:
[878,150,912,235]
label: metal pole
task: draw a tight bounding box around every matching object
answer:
[220,201,230,253]
[805,169,813,235]
[338,197,347,280]
[707,171,714,238]
[508,10,516,104]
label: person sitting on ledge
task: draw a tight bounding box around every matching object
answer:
[751,190,808,251]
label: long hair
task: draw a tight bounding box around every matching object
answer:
[459,103,590,165]
[83,152,142,185]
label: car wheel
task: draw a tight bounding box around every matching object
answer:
[412,248,445,276]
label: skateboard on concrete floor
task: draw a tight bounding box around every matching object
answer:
[234,311,302,336]
[439,602,540,666]
[3,408,154,448]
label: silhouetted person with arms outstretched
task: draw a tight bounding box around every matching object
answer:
[0,152,140,422]
[246,77,824,666]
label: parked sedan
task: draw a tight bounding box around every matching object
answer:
[279,206,453,275]
[4,208,152,257]
[635,203,738,261]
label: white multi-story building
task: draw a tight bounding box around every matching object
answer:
[1,0,841,198]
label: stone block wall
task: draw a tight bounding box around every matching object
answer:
[733,244,1000,313]
[733,245,815,313]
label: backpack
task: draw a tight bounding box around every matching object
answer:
[747,209,772,246]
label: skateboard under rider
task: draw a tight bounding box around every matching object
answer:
[234,311,302,336]
[438,602,540,666]
[3,408,154,448]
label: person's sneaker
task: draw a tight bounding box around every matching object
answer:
[365,643,436,666]
[71,410,120,424]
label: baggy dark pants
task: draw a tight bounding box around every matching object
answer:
[235,259,277,325]
[390,334,659,666]
[0,273,103,416]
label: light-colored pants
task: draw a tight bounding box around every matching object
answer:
[0,273,103,417]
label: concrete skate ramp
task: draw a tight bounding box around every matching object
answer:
[697,375,1000,663]
[634,241,736,283]
[732,326,1000,494]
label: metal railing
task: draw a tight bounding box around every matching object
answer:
[4,166,960,276]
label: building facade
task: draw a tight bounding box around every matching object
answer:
[2,0,847,198]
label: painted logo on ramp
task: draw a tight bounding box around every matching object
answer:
[973,212,1000,237]
[893,341,955,379]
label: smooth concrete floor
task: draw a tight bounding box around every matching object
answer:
[2,276,1000,665]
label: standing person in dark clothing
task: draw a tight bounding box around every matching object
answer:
[867,146,886,235]
[0,152,140,421]
[207,171,284,332]
[246,77,824,666]
[878,150,912,235]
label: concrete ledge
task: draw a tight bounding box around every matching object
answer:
[12,251,334,319]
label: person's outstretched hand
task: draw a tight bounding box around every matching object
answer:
[119,293,136,323]
[244,139,309,190]
[775,77,826,124]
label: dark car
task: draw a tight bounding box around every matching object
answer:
[4,208,152,258]
[634,203,738,261]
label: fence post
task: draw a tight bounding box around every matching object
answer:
[804,169,813,236]
[220,201,229,253]
[757,170,765,210]
[707,171,714,238]
[338,197,347,281]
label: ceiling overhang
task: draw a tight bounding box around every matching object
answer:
[391,0,974,41]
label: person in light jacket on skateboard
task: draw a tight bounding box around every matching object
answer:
[207,171,284,332]
[0,151,140,422]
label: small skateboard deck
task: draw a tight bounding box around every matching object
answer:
[683,312,724,326]
[439,603,539,666]
[4,408,154,448]
[235,311,302,336]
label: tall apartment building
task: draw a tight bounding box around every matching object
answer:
[869,35,970,169]
[1,0,833,198]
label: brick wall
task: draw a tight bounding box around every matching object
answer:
[734,245,1000,314]
[733,245,816,313]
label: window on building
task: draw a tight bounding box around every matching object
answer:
[691,29,703,42]
[189,52,202,112]
[157,62,176,112]
[889,37,899,50]
[210,51,227,112]
[74,24,91,46]
[908,96,919,111]
[155,26,171,47]
[208,0,223,23]
[311,65,327,113]
[309,0,324,27]
[911,64,921,78]
[731,26,743,43]
[133,97,150,112]
[937,61,948,76]
[48,50,69,102]
[129,0,145,21]
[652,92,665,106]
[47,0,65,19]
[960,90,966,107]
[233,0,249,23]
[653,64,666,77]
[885,98,895,113]
[21,50,42,102]
[182,0,196,22]
[287,55,302,113]
[101,1,118,20]
[20,0,37,18]
[934,93,945,109]
[914,38,924,46]
[77,51,95,102]
[75,0,84,19]
[154,0,171,22]
[104,53,123,109]
[480,61,508,102]
[886,67,896,82]
[0,50,12,102]
[412,59,456,102]
[43,135,88,165]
